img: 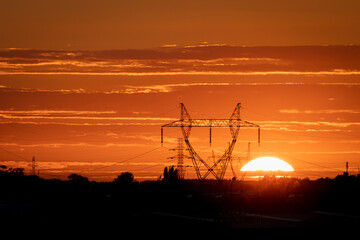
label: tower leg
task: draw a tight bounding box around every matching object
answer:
[161,128,163,145]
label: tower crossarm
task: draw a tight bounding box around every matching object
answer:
[162,119,259,128]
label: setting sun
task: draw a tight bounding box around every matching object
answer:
[241,157,294,172]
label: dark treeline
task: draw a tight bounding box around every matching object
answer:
[1,165,360,229]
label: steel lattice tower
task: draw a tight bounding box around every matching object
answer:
[30,156,37,176]
[168,138,189,179]
[161,103,260,181]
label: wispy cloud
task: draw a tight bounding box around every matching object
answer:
[0,114,174,121]
[255,120,360,129]
[0,142,148,148]
[0,121,166,126]
[1,70,360,76]
[0,109,176,126]
[2,81,358,95]
[121,82,360,94]
[121,82,230,94]
[279,109,360,114]
[294,151,360,155]
[1,45,359,75]
[0,110,117,115]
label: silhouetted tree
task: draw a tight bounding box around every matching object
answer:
[68,173,89,183]
[113,172,134,184]
[9,167,24,175]
[163,166,179,182]
[0,166,25,176]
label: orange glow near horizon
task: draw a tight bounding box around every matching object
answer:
[0,1,359,182]
[0,62,359,181]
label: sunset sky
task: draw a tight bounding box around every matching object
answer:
[1,0,359,181]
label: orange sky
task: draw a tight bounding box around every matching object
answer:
[1,0,360,49]
[0,1,359,181]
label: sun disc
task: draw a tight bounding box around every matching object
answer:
[241,157,294,172]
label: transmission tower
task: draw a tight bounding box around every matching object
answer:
[168,138,189,179]
[30,156,36,176]
[161,103,260,181]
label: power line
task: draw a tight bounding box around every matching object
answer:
[91,145,164,171]
[130,163,167,172]
[242,106,360,139]
[0,146,29,162]
[2,106,179,142]
[0,106,179,177]
[258,145,343,172]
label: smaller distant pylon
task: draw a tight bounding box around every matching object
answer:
[168,138,189,179]
[30,156,37,176]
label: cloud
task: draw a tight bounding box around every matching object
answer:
[1,81,359,96]
[294,151,360,155]
[258,121,360,128]
[1,70,360,76]
[184,42,231,48]
[279,109,360,114]
[1,45,359,75]
[0,114,175,121]
[0,109,176,126]
[160,44,178,48]
[0,142,148,148]
[0,121,165,126]
[121,82,231,94]
[0,110,117,115]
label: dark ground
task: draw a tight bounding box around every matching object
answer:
[1,169,360,233]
